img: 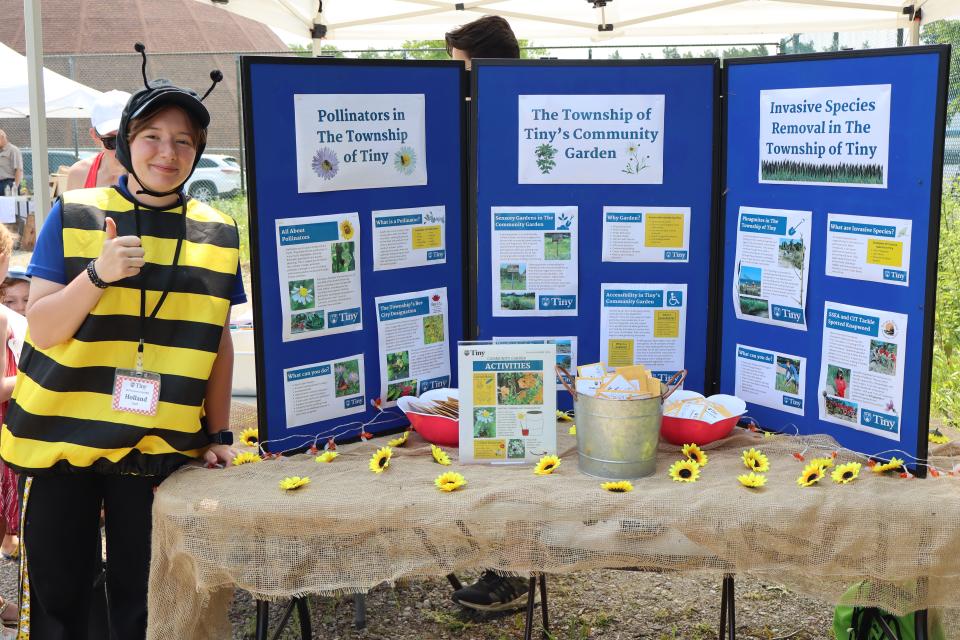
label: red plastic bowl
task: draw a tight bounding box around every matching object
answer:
[660,414,739,446]
[396,389,459,447]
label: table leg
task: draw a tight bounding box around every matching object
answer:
[255,600,270,640]
[539,574,549,639]
[353,592,367,630]
[719,576,728,640]
[524,576,537,640]
[915,609,928,640]
[295,598,312,639]
[721,574,736,640]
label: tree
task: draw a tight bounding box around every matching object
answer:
[289,43,344,58]
[778,34,815,55]
[661,46,694,59]
[922,19,960,120]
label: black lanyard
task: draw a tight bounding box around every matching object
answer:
[131,195,187,371]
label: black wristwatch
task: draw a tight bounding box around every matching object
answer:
[208,430,234,446]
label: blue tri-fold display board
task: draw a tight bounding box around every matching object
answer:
[471,60,720,411]
[719,46,949,473]
[241,57,467,450]
[241,47,948,470]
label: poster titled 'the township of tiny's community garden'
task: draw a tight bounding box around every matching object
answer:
[759,84,890,188]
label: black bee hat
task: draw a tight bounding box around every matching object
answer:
[115,42,223,197]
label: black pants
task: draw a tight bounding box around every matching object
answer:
[20,473,160,640]
[0,178,14,194]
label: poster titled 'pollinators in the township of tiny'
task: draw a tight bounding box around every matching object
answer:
[294,93,427,193]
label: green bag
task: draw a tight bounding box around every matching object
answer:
[833,583,946,640]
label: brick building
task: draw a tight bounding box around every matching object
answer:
[0,0,289,153]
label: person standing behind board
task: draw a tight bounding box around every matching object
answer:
[66,90,131,190]
[444,15,519,70]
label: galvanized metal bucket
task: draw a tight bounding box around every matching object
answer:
[558,367,686,480]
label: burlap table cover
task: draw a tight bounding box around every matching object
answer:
[146,425,960,639]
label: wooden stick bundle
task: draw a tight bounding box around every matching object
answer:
[407,397,460,419]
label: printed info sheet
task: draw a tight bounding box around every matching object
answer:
[601,206,691,263]
[375,287,451,407]
[733,206,811,330]
[600,283,687,382]
[735,344,806,416]
[276,212,362,342]
[372,205,446,271]
[825,213,911,286]
[817,302,907,441]
[458,343,557,464]
[491,206,578,317]
[283,355,366,428]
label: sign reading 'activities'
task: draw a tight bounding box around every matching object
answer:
[759,84,891,188]
[294,94,427,193]
[518,95,665,185]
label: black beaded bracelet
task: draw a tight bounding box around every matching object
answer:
[86,260,109,289]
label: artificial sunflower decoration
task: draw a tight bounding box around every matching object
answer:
[929,429,950,445]
[742,448,770,473]
[737,472,767,488]
[601,480,634,493]
[232,451,261,466]
[431,444,451,466]
[339,218,355,240]
[315,451,339,463]
[387,430,410,447]
[534,455,562,476]
[808,457,834,471]
[568,424,577,436]
[831,462,862,484]
[279,476,310,491]
[872,456,905,474]
[796,462,825,487]
[668,459,700,483]
[434,471,467,492]
[682,443,708,467]
[369,446,393,473]
[238,428,259,447]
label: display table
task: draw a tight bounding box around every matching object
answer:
[146,425,960,640]
[0,196,31,224]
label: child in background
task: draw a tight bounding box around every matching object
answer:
[1,267,29,316]
[0,225,23,631]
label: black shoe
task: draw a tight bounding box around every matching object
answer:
[451,571,534,612]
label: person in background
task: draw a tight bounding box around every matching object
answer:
[0,225,24,633]
[1,267,29,316]
[1,43,243,638]
[0,131,22,196]
[66,90,131,191]
[444,15,519,70]
[443,14,530,615]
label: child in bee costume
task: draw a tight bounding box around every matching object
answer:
[0,44,245,639]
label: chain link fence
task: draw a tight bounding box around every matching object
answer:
[0,26,955,194]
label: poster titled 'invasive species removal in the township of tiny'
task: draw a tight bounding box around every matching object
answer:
[518,95,664,184]
[759,84,890,188]
[294,94,427,192]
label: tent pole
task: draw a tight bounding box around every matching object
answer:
[24,0,51,228]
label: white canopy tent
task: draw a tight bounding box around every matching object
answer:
[0,41,102,118]
[190,0,960,47]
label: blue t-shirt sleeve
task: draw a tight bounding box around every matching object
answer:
[231,264,247,306]
[26,200,67,284]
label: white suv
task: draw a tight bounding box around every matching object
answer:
[184,154,241,201]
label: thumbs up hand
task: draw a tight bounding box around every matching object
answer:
[94,216,145,284]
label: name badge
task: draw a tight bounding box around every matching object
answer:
[112,369,161,416]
